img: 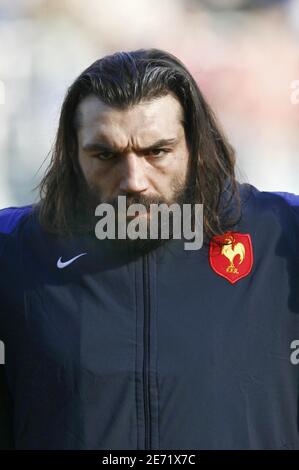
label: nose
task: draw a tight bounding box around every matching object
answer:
[119,153,148,194]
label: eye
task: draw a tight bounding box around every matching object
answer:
[94,152,117,161]
[147,148,169,158]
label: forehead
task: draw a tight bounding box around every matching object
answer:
[76,93,185,145]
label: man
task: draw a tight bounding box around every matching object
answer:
[0,48,298,450]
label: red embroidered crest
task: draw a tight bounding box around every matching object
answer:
[209,232,253,284]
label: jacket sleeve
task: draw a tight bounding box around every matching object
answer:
[0,230,15,449]
[0,206,33,449]
[0,367,14,449]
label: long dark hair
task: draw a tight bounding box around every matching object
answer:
[37,48,241,240]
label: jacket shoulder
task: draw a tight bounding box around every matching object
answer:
[0,205,34,260]
[0,205,34,236]
[242,185,299,253]
[251,187,299,218]
[239,183,299,214]
[270,191,299,212]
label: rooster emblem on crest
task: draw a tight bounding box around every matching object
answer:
[221,235,246,274]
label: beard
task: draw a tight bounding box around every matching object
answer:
[76,169,197,255]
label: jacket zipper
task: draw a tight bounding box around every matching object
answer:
[143,253,151,449]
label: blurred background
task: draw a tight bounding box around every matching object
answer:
[0,0,298,208]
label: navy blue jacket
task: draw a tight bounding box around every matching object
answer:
[0,183,299,449]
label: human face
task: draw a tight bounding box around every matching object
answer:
[77,92,190,218]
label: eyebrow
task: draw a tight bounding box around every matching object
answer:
[82,138,178,153]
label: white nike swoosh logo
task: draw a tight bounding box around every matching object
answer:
[57,253,87,269]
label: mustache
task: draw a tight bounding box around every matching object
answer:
[108,194,168,212]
